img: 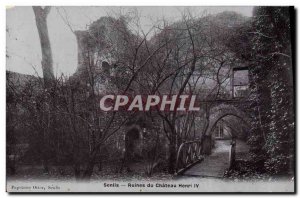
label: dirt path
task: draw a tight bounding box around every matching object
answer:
[183,140,232,178]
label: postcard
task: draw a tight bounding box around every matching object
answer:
[6,6,295,193]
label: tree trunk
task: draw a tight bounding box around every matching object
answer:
[33,6,55,173]
[82,160,95,180]
[168,136,177,174]
[74,163,81,180]
[32,6,54,87]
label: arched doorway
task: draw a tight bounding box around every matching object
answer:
[205,104,250,137]
[202,104,250,156]
[211,114,250,159]
[125,127,142,162]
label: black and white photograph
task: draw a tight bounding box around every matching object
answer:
[5,5,295,193]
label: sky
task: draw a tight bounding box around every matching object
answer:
[6,6,253,77]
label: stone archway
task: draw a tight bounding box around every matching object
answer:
[201,104,250,155]
[205,104,250,137]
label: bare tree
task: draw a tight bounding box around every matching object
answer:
[32,6,54,87]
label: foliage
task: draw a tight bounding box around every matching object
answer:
[228,7,294,174]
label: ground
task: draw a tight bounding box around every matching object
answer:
[183,139,249,177]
